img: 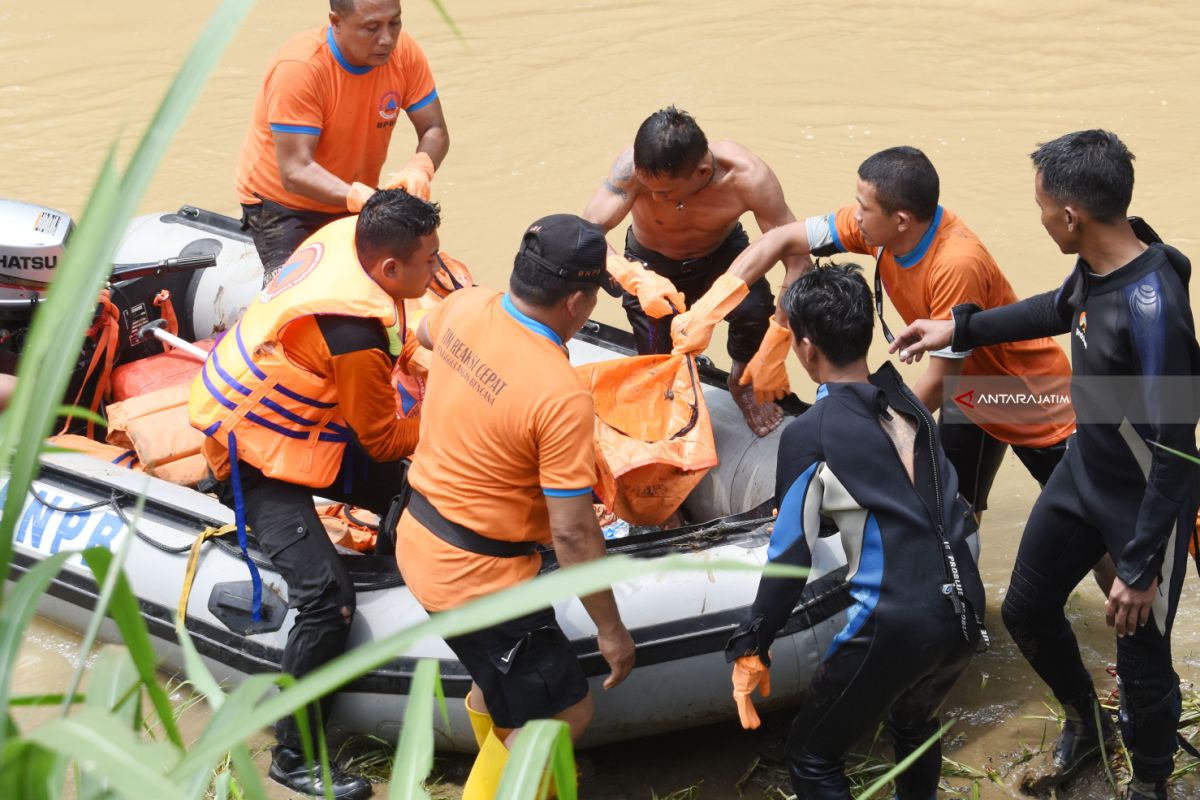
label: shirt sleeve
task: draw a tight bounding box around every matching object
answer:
[398,33,438,112]
[726,413,823,664]
[264,59,325,136]
[1120,270,1200,589]
[825,205,871,256]
[535,388,598,497]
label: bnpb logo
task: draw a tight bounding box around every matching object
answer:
[378,91,402,121]
[260,243,324,302]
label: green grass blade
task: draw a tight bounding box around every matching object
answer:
[229,743,269,800]
[496,720,576,800]
[83,646,140,724]
[171,555,805,777]
[9,694,87,708]
[855,719,954,800]
[81,548,184,749]
[388,659,440,800]
[0,739,69,800]
[0,551,73,752]
[61,487,146,717]
[0,151,121,590]
[24,707,179,800]
[0,0,252,590]
[177,619,226,711]
[426,0,465,40]
[1149,440,1200,465]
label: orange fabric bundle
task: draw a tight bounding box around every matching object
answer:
[106,383,208,487]
[575,354,718,525]
[317,503,379,552]
[111,339,214,401]
[47,434,142,470]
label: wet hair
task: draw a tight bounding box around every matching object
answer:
[509,255,599,309]
[857,146,939,222]
[633,106,709,179]
[783,263,873,367]
[1031,130,1135,223]
[355,189,441,266]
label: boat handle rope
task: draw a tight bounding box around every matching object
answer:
[176,522,238,633]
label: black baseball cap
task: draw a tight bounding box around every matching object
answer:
[515,214,621,296]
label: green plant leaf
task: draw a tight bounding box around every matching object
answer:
[855,719,954,800]
[9,694,87,708]
[497,720,577,800]
[62,488,146,717]
[176,618,226,711]
[388,659,440,800]
[171,555,804,777]
[81,548,184,749]
[83,646,141,723]
[0,739,69,800]
[0,551,73,752]
[24,707,180,800]
[427,0,464,40]
[229,743,269,800]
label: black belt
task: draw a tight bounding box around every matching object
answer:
[407,489,539,558]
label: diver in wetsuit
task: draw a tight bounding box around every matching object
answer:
[890,130,1200,800]
[727,264,987,800]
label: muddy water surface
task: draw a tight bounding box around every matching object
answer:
[7,1,1200,797]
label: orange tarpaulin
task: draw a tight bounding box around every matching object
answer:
[575,353,718,525]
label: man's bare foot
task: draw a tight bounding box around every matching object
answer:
[728,361,783,437]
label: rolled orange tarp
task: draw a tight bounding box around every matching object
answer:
[575,353,718,526]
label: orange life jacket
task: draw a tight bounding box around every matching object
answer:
[188,217,403,488]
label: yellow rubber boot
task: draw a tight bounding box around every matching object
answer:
[465,696,493,749]
[463,729,508,800]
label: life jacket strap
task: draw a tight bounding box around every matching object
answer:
[408,489,538,558]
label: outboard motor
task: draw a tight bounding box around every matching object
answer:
[0,199,73,370]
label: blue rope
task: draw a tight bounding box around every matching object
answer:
[227,431,264,622]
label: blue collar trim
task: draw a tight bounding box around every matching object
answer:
[327,27,374,76]
[815,384,829,402]
[502,294,563,346]
[894,205,944,269]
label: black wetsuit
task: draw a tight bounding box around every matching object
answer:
[727,363,986,800]
[622,224,775,363]
[952,242,1200,784]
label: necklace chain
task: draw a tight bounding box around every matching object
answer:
[677,151,718,211]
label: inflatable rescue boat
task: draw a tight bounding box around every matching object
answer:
[1,200,853,750]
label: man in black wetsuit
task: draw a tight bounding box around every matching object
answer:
[727,264,988,799]
[890,130,1200,800]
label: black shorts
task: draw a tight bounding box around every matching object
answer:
[241,199,348,282]
[444,606,589,730]
[938,402,1067,512]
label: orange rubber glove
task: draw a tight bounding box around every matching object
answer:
[346,182,375,213]
[740,317,793,404]
[385,152,436,200]
[670,273,749,355]
[606,255,686,318]
[731,654,771,730]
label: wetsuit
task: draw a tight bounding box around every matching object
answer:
[951,241,1200,785]
[622,223,775,362]
[727,363,986,800]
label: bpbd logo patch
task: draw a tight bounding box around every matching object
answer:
[378,91,402,121]
[260,243,324,302]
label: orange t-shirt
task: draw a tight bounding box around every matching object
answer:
[812,205,1074,448]
[235,27,437,214]
[396,288,598,612]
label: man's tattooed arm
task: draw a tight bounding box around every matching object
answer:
[604,151,635,199]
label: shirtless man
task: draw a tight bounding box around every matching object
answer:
[583,107,809,436]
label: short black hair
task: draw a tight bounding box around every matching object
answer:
[1031,130,1135,223]
[857,147,939,222]
[355,189,441,265]
[330,0,356,15]
[783,263,873,368]
[633,106,709,179]
[509,254,599,309]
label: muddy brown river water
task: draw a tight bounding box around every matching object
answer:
[6,0,1200,797]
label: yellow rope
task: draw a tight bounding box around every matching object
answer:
[176,523,238,634]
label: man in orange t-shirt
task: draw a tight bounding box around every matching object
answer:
[236,0,449,280]
[675,147,1075,517]
[395,215,635,798]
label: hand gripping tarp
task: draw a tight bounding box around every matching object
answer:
[575,353,718,525]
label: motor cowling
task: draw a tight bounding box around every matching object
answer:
[0,199,73,301]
